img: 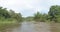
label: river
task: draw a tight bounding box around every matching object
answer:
[0,21,60,32]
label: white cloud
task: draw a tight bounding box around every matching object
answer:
[0,0,42,12]
[0,0,60,16]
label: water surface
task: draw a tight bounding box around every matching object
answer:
[0,21,60,32]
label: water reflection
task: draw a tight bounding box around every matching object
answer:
[0,22,60,32]
[50,23,60,32]
[12,22,50,32]
[20,22,35,32]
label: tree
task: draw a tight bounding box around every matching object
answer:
[0,7,11,18]
[9,10,15,18]
[0,6,23,22]
[14,13,22,22]
[25,16,33,21]
[33,12,46,22]
[33,12,41,21]
[48,5,60,22]
[9,10,23,22]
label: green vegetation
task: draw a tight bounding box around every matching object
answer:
[0,7,23,24]
[25,16,33,21]
[33,12,47,22]
[48,5,60,22]
[0,5,60,23]
[25,5,60,23]
[0,5,60,32]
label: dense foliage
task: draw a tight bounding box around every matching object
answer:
[1,5,60,23]
[0,7,22,22]
[48,5,60,22]
[33,5,60,22]
[33,12,47,22]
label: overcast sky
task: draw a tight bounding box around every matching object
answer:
[0,0,60,17]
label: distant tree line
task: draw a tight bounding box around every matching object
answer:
[25,5,60,23]
[1,5,60,23]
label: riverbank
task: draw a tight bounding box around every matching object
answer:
[0,20,21,32]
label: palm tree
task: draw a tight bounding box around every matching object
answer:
[33,12,41,22]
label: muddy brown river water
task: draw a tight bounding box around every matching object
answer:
[0,21,60,32]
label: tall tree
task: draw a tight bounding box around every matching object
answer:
[33,12,46,22]
[0,7,10,18]
[48,5,60,22]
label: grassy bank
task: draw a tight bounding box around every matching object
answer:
[0,19,21,32]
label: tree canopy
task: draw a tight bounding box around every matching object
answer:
[48,5,60,22]
[0,7,23,22]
